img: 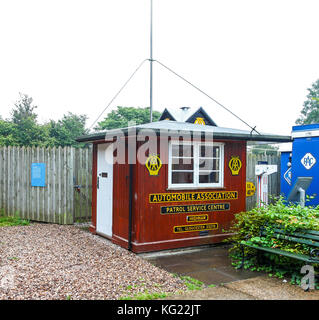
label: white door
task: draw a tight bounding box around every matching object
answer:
[96,143,113,237]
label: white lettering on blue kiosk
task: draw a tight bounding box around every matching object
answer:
[301,153,316,170]
[284,167,292,185]
[31,163,46,187]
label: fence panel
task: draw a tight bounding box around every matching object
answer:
[73,146,93,222]
[0,146,92,224]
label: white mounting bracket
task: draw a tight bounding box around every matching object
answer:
[255,165,278,207]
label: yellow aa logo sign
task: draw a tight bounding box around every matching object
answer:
[229,156,242,175]
[246,181,256,197]
[194,117,206,125]
[145,154,162,176]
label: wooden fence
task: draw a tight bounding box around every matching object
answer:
[246,152,281,211]
[0,146,92,224]
[0,146,281,224]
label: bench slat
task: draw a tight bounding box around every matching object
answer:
[261,231,319,247]
[242,242,319,263]
[272,228,319,242]
[300,229,319,237]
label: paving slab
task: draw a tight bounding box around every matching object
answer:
[225,276,319,300]
[163,276,319,300]
[144,244,260,286]
[143,244,319,300]
[164,284,257,300]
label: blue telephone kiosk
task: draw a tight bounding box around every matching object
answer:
[280,124,319,207]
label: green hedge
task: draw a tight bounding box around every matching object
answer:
[228,197,319,286]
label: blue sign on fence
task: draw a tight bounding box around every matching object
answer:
[31,163,46,187]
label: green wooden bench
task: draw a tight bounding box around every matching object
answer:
[240,225,319,269]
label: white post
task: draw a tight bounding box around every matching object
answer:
[255,165,278,208]
[150,0,153,122]
[298,187,306,208]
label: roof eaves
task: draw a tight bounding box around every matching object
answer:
[76,123,292,144]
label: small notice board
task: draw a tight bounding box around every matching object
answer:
[31,163,46,187]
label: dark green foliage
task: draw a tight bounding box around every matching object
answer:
[11,93,38,125]
[46,112,88,148]
[4,93,49,146]
[0,94,161,147]
[296,79,319,125]
[229,197,319,287]
[0,93,88,148]
[95,106,161,131]
[0,119,17,146]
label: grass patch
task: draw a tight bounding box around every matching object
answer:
[118,275,217,300]
[119,280,170,300]
[0,215,30,227]
[179,276,205,290]
[8,257,19,261]
[119,290,169,300]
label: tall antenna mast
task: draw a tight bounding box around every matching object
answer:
[149,0,153,122]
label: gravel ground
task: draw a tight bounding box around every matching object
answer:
[0,223,187,300]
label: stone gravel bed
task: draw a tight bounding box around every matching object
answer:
[0,223,187,300]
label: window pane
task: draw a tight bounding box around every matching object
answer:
[200,145,220,158]
[200,145,212,157]
[199,171,219,184]
[172,144,193,157]
[172,172,194,184]
[199,158,219,170]
[172,158,194,171]
[169,142,223,187]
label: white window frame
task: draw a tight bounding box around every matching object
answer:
[168,140,224,190]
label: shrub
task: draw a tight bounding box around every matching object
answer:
[228,197,319,285]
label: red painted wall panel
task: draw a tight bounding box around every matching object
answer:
[131,138,247,253]
[93,138,247,253]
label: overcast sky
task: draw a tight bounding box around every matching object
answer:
[0,0,319,136]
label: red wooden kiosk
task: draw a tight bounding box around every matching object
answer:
[77,108,291,253]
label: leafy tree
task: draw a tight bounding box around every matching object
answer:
[250,144,279,156]
[11,93,38,125]
[95,106,161,131]
[0,119,17,146]
[9,93,48,146]
[47,112,88,148]
[0,93,89,148]
[296,79,319,125]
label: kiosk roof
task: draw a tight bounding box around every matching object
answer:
[77,120,292,144]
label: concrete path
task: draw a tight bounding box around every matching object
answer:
[164,276,319,300]
[143,244,260,286]
[142,244,319,300]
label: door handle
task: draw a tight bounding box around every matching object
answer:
[97,176,99,189]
